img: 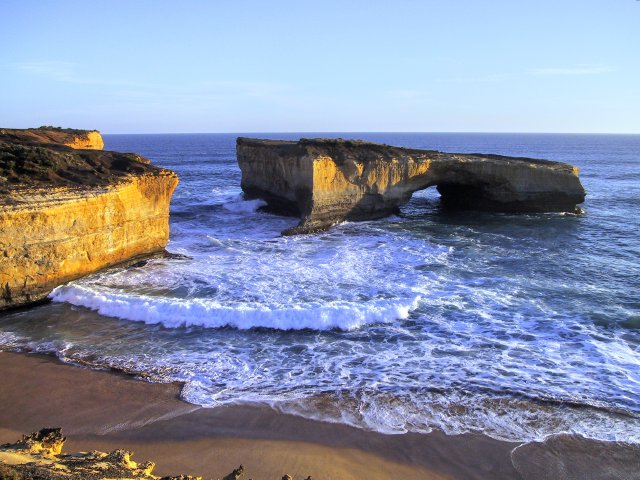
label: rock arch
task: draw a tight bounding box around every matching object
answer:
[237,138,586,234]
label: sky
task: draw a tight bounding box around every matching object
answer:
[1,0,639,134]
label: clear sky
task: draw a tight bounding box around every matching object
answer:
[1,0,638,133]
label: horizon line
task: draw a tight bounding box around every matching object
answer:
[100,130,640,136]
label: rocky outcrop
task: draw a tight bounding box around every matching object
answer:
[0,428,200,480]
[0,127,105,150]
[237,138,586,234]
[0,428,310,480]
[0,129,177,311]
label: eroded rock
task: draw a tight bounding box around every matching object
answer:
[237,137,586,234]
[0,428,200,480]
[0,429,312,480]
[1,428,66,457]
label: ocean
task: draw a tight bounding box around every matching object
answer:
[1,132,639,444]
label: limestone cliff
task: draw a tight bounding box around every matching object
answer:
[0,129,177,311]
[0,127,105,150]
[237,138,586,234]
[65,130,105,150]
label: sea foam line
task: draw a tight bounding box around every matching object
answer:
[50,285,419,331]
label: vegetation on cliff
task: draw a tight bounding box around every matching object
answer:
[0,140,154,198]
[0,128,169,202]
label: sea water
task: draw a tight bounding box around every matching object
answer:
[1,133,639,443]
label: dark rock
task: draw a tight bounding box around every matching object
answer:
[223,465,245,480]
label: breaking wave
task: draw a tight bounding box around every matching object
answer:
[51,285,419,331]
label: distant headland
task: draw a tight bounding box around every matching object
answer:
[0,126,105,150]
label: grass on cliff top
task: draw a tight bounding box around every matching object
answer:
[0,141,162,197]
[35,126,97,134]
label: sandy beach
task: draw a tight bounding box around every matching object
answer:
[0,351,528,479]
[2,352,639,480]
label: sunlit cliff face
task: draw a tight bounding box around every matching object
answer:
[64,130,105,150]
[0,129,178,310]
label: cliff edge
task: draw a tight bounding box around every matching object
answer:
[0,126,105,150]
[0,128,178,311]
[237,138,586,234]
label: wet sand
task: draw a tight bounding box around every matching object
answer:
[0,351,637,480]
[0,351,522,479]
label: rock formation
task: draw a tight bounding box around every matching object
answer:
[0,128,178,311]
[0,428,200,480]
[0,428,310,480]
[237,138,586,234]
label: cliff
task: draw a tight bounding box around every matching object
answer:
[0,129,177,311]
[237,138,586,234]
[0,127,105,150]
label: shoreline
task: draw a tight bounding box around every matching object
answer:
[1,351,638,479]
[0,351,520,479]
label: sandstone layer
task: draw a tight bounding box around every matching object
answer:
[0,128,177,311]
[237,138,586,234]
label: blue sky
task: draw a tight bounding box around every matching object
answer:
[1,0,638,133]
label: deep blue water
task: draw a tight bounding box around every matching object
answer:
[1,133,639,442]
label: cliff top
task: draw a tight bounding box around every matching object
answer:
[0,128,175,202]
[237,136,573,170]
[0,127,102,150]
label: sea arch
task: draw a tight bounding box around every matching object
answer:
[236,137,586,234]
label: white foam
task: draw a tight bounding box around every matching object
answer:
[205,235,224,247]
[50,285,420,331]
[222,197,267,213]
[193,389,640,444]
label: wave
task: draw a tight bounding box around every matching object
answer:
[222,197,267,213]
[3,325,639,444]
[50,285,420,331]
[194,389,640,443]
